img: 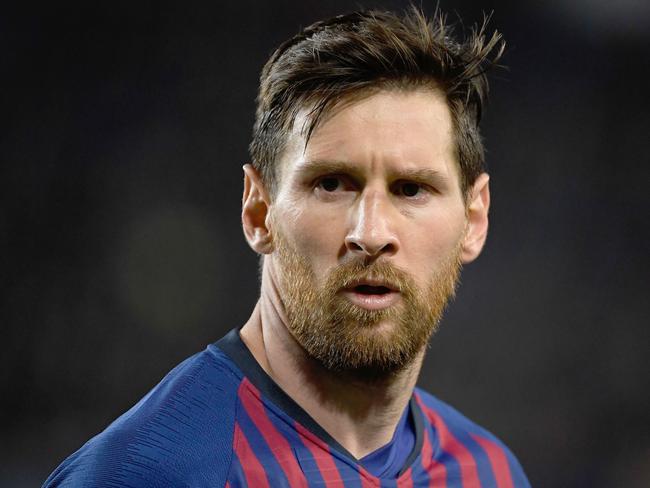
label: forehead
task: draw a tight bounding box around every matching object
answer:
[278,88,458,182]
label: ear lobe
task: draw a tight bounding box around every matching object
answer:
[242,164,274,254]
[461,172,490,263]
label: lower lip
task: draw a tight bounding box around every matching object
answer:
[341,290,401,310]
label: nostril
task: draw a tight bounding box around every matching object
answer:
[345,237,397,257]
[348,241,364,252]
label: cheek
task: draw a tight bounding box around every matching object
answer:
[409,209,466,268]
[275,202,346,266]
[434,213,466,250]
[295,218,344,261]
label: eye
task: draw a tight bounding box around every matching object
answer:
[318,176,341,192]
[314,174,359,194]
[393,181,425,198]
[401,182,421,197]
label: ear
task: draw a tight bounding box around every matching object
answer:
[461,172,490,263]
[242,164,274,254]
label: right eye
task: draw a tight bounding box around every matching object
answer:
[317,176,342,192]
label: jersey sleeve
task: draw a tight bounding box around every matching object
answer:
[43,347,242,487]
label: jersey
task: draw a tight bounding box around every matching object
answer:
[43,328,531,487]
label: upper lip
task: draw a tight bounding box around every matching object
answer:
[344,278,399,292]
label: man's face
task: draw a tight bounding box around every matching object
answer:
[268,89,469,376]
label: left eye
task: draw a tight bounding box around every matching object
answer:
[395,182,423,197]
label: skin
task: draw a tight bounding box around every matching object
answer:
[240,88,490,458]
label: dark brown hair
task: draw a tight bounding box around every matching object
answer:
[249,7,504,198]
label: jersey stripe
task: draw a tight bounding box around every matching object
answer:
[290,425,329,486]
[471,434,515,488]
[419,403,481,487]
[233,422,270,488]
[416,394,482,487]
[414,402,447,488]
[452,433,497,488]
[358,465,380,488]
[418,424,434,487]
[230,449,256,488]
[396,467,413,488]
[332,456,365,488]
[416,396,496,488]
[380,478,398,488]
[238,379,308,486]
[250,385,332,487]
[294,420,346,487]
[236,400,291,485]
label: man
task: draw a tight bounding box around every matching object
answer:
[45,7,530,487]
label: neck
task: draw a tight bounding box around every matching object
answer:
[240,261,424,459]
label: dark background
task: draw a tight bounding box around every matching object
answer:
[2,1,649,486]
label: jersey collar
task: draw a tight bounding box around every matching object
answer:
[215,327,424,474]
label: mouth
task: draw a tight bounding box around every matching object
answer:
[353,284,393,295]
[341,280,401,310]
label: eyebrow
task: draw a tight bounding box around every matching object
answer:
[297,159,451,185]
[296,160,363,178]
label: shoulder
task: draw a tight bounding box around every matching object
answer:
[43,345,243,487]
[414,387,531,488]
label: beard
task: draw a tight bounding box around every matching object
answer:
[273,231,462,378]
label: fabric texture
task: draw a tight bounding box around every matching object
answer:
[43,329,530,487]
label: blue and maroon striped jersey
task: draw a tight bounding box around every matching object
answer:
[44,329,530,487]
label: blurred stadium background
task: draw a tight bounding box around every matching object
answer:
[2,1,649,486]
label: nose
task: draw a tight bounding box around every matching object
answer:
[345,189,399,259]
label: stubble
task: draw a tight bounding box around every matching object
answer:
[273,231,462,378]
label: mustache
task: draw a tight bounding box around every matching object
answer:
[326,260,414,294]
